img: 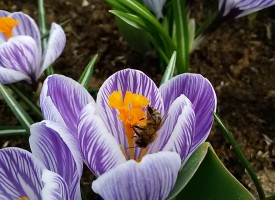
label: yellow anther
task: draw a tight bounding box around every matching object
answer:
[16,197,29,200]
[0,17,19,39]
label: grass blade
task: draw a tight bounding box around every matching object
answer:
[78,54,98,88]
[160,51,176,85]
[0,126,28,137]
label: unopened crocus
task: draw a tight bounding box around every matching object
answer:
[0,147,69,200]
[142,0,166,19]
[0,10,66,84]
[39,69,216,199]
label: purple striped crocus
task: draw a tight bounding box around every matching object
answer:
[219,0,275,19]
[0,11,66,84]
[39,69,217,199]
[0,147,69,200]
[142,0,166,19]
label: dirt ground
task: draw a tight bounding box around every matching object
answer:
[0,0,275,198]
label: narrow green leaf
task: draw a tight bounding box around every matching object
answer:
[168,142,210,199]
[78,54,98,88]
[9,84,43,119]
[175,144,255,199]
[214,112,266,199]
[0,126,27,137]
[160,51,177,85]
[0,84,33,132]
[172,0,189,73]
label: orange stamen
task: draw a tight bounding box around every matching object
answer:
[109,91,150,159]
[0,17,19,39]
[16,197,29,200]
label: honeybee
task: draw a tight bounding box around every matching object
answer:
[132,105,166,148]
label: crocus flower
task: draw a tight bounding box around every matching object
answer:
[219,0,275,19]
[0,10,66,84]
[142,0,166,19]
[39,69,216,199]
[0,147,69,199]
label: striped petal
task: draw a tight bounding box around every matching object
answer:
[219,0,275,18]
[149,95,195,163]
[0,67,30,84]
[40,74,94,134]
[10,12,41,52]
[159,73,217,152]
[0,35,39,81]
[41,170,70,200]
[92,151,181,200]
[0,148,45,199]
[38,23,66,79]
[30,121,82,200]
[97,69,164,151]
[143,0,166,19]
[78,102,126,177]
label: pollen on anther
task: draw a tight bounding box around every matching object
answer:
[0,17,19,39]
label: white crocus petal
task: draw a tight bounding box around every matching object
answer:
[41,170,69,200]
[40,74,94,134]
[0,148,46,199]
[38,23,66,79]
[0,36,39,80]
[149,95,195,163]
[0,67,30,84]
[30,121,83,200]
[92,151,181,200]
[143,0,166,19]
[78,102,126,177]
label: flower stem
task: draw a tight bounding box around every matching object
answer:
[213,112,266,200]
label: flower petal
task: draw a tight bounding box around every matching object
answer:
[30,121,82,200]
[143,0,166,19]
[0,147,45,199]
[92,151,181,200]
[0,67,30,84]
[40,74,94,134]
[10,12,41,52]
[0,10,9,42]
[97,69,164,150]
[0,35,39,80]
[159,73,217,152]
[38,23,66,79]
[41,170,70,200]
[149,95,195,162]
[78,102,126,177]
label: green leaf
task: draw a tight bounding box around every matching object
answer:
[160,51,176,85]
[0,84,33,133]
[173,144,255,200]
[168,142,210,199]
[78,54,98,88]
[0,126,27,137]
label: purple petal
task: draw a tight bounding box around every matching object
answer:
[0,67,30,84]
[41,170,70,200]
[0,148,45,199]
[38,23,66,79]
[149,95,195,162]
[143,0,166,19]
[10,12,41,53]
[40,74,94,134]
[159,73,217,152]
[97,69,164,152]
[30,121,82,200]
[0,35,40,81]
[92,151,181,200]
[78,103,126,177]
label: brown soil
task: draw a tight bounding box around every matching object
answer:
[1,0,275,198]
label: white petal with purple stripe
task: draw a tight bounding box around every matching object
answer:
[30,121,82,200]
[78,103,126,177]
[40,74,94,134]
[92,151,181,200]
[160,73,217,152]
[0,67,30,84]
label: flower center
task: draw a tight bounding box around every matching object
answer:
[109,91,149,158]
[0,17,19,39]
[16,197,29,200]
